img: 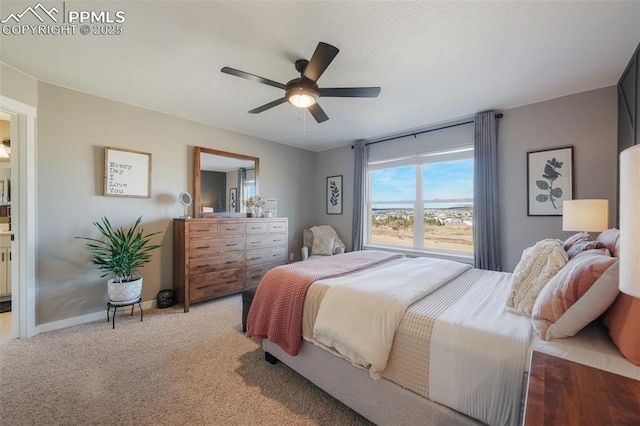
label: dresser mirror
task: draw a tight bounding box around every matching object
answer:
[194,146,259,217]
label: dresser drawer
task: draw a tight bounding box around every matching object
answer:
[219,221,246,236]
[246,234,287,250]
[246,247,287,267]
[246,221,268,234]
[189,237,244,258]
[268,221,287,234]
[188,222,218,239]
[246,262,283,288]
[189,269,245,301]
[189,252,245,275]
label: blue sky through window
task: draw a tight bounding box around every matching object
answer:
[371,159,473,209]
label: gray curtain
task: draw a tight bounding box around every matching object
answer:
[237,168,246,212]
[474,112,502,271]
[351,140,367,251]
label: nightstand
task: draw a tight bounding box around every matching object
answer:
[524,351,640,425]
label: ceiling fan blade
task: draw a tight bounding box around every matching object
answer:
[319,87,381,98]
[302,42,339,83]
[308,103,329,123]
[248,98,287,114]
[221,67,286,90]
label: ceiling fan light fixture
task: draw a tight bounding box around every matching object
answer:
[288,88,318,108]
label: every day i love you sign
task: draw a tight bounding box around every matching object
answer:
[104,147,151,198]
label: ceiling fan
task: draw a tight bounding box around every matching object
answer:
[221,42,381,123]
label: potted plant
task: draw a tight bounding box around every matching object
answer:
[243,195,266,217]
[79,216,161,303]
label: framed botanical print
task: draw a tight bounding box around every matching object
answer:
[326,175,343,215]
[527,146,574,216]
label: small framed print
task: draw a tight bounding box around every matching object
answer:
[326,175,343,215]
[527,146,574,216]
[229,188,237,211]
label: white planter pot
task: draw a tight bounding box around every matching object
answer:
[107,277,143,304]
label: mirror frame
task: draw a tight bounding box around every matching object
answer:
[194,146,260,217]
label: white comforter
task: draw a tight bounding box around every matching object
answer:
[312,257,472,378]
[429,270,532,426]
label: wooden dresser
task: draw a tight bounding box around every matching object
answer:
[173,217,288,312]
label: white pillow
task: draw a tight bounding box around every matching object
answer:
[311,235,335,256]
[505,239,568,316]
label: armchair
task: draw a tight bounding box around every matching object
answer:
[301,225,346,260]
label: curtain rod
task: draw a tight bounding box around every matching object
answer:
[353,113,503,148]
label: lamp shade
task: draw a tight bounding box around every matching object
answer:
[562,199,609,232]
[620,145,640,298]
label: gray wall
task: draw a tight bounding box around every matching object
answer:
[34,82,315,324]
[314,86,619,272]
[313,145,355,249]
[500,86,617,271]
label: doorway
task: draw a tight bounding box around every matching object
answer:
[0,110,12,343]
[0,95,37,341]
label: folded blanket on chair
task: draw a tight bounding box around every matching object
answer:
[310,225,345,254]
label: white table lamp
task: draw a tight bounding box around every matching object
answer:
[562,199,609,233]
[620,145,640,298]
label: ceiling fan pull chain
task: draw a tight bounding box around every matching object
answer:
[302,109,307,135]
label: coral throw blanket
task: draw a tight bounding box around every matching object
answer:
[246,250,404,355]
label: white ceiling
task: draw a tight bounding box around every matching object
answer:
[1,1,639,152]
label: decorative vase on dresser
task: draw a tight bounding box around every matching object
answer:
[173,217,288,312]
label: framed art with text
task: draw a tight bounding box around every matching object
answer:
[326,175,343,215]
[527,146,573,216]
[104,147,152,198]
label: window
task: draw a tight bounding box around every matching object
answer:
[367,147,474,255]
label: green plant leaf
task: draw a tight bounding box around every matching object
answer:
[536,194,549,202]
[77,216,161,282]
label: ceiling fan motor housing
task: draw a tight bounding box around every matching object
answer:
[295,59,309,74]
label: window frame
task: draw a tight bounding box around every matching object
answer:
[364,145,475,261]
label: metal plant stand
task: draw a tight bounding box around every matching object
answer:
[107,297,143,329]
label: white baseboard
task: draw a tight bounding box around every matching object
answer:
[35,299,155,335]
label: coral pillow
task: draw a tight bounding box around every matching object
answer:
[603,293,640,366]
[532,249,619,340]
[596,228,620,258]
[506,239,568,316]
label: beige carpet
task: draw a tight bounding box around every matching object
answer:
[0,295,371,425]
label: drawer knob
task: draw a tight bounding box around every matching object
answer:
[225,243,238,247]
[250,256,262,261]
[196,246,210,250]
[225,279,238,284]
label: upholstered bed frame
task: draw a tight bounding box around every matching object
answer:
[263,339,482,425]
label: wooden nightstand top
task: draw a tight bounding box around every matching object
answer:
[525,351,640,425]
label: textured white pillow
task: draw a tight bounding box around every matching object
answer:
[506,239,568,316]
[311,235,335,256]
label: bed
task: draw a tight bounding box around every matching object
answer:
[246,232,639,426]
